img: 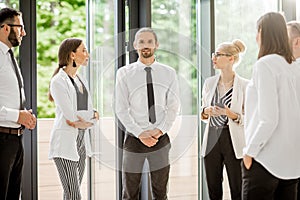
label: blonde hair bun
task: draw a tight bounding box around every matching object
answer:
[232,39,246,53]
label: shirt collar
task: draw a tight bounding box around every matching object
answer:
[0,41,10,55]
[137,59,158,71]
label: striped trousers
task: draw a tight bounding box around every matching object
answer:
[53,129,86,200]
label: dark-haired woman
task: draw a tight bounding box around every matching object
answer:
[242,12,300,200]
[48,38,99,200]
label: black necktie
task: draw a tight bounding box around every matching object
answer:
[145,67,156,123]
[8,49,25,109]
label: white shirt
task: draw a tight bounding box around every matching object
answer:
[115,60,180,137]
[244,54,300,179]
[0,41,22,128]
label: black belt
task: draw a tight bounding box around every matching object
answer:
[0,126,24,136]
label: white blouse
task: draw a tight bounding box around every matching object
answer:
[244,54,300,179]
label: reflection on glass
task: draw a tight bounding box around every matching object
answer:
[214,1,278,199]
[0,1,18,9]
[37,1,88,199]
[88,0,116,199]
[215,0,278,79]
[297,0,300,20]
[152,1,198,199]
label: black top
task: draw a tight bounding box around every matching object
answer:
[68,76,88,111]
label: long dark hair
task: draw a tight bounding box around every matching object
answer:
[48,38,82,101]
[257,12,294,64]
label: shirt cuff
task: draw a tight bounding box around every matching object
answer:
[243,143,262,158]
[131,127,144,138]
[5,108,20,122]
[156,123,168,134]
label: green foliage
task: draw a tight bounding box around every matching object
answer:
[152,0,198,114]
[0,1,18,9]
[37,0,86,118]
[214,0,278,79]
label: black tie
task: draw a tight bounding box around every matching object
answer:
[8,49,25,109]
[145,67,156,123]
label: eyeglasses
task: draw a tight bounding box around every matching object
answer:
[0,24,24,32]
[212,52,232,58]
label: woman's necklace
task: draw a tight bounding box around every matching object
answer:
[221,79,234,85]
[218,75,234,96]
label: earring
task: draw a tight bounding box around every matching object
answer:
[72,60,77,68]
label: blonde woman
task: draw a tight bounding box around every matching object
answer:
[201,39,248,200]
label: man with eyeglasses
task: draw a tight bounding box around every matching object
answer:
[0,7,36,199]
[287,20,300,200]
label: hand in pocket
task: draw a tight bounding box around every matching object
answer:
[243,155,253,170]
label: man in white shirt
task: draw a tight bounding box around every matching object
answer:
[287,21,300,62]
[115,27,180,200]
[287,20,300,200]
[0,7,36,199]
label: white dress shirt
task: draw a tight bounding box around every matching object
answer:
[115,60,180,138]
[0,41,22,128]
[244,54,300,179]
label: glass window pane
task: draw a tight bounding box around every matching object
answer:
[213,1,278,199]
[88,0,116,199]
[0,1,19,10]
[152,1,198,199]
[37,0,88,199]
[215,0,278,79]
[297,0,300,20]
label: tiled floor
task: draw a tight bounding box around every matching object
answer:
[38,119,88,199]
[37,118,230,199]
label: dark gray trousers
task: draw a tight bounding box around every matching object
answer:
[122,134,171,200]
[0,133,23,200]
[204,127,242,200]
[242,159,298,200]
